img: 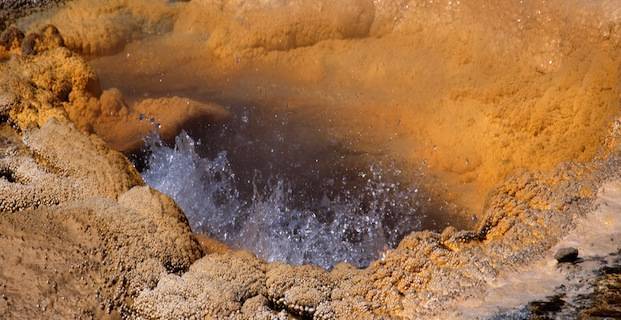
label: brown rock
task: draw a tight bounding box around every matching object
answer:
[0,26,24,51]
[0,187,202,318]
[93,95,231,153]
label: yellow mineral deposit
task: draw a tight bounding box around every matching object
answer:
[0,0,620,318]
[22,0,620,214]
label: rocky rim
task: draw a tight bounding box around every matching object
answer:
[1,1,621,319]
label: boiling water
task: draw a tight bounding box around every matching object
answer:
[142,131,424,268]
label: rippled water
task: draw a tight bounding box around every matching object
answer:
[142,131,423,268]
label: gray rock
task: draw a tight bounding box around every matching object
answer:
[554,247,579,263]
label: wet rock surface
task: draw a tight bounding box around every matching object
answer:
[491,250,621,320]
[582,260,621,319]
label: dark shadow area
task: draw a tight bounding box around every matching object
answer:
[0,167,18,183]
[129,94,472,245]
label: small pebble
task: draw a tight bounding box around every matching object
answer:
[554,247,579,263]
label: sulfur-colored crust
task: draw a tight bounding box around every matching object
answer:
[0,117,203,319]
[0,117,203,318]
[17,0,177,56]
[0,120,143,212]
[0,27,230,153]
[46,0,621,215]
[0,31,205,318]
[1,1,621,319]
[0,187,203,319]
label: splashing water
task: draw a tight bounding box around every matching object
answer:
[142,131,423,268]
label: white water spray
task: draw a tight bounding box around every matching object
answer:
[142,131,423,268]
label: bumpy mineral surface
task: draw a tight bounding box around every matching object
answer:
[1,0,621,319]
[20,0,621,215]
[0,29,205,318]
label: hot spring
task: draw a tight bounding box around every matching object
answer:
[5,0,621,317]
[18,0,619,269]
[143,132,422,269]
[139,107,434,268]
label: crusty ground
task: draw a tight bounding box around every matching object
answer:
[1,1,620,319]
[0,186,203,319]
[0,119,202,318]
[0,26,230,153]
[0,120,142,212]
[26,0,621,214]
[0,32,205,318]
